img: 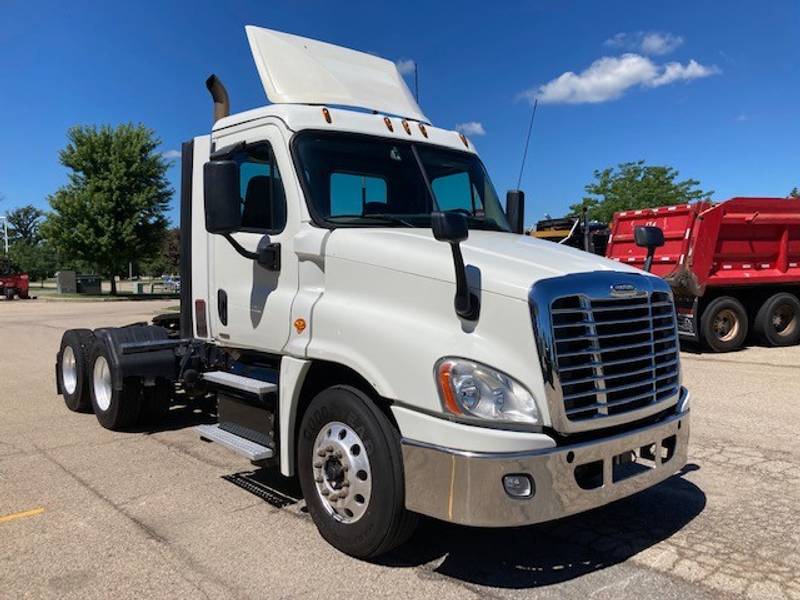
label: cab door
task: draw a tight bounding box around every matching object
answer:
[207,123,298,352]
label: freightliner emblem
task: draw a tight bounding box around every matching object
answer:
[610,283,643,298]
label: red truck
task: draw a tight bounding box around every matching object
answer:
[0,272,30,300]
[606,197,800,352]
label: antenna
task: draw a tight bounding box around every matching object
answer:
[516,98,538,190]
[414,61,419,102]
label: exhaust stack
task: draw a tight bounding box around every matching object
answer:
[205,74,230,124]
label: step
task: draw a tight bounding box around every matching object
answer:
[196,424,275,461]
[202,371,278,398]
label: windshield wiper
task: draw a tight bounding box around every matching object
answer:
[325,214,417,228]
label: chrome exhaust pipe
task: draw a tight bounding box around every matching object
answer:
[205,74,230,124]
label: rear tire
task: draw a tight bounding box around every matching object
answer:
[57,329,95,413]
[5,288,15,300]
[700,296,748,352]
[88,340,142,430]
[297,385,417,559]
[754,292,800,347]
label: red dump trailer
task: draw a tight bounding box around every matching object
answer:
[606,197,800,351]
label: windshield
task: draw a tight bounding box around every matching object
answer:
[293,132,511,232]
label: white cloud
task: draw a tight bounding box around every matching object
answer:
[605,31,683,56]
[395,59,416,76]
[162,149,181,159]
[454,121,486,136]
[522,53,719,105]
[648,59,720,87]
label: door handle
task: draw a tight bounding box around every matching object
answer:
[217,289,228,325]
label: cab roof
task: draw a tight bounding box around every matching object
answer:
[212,103,477,155]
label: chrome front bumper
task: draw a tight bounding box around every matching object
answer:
[402,408,689,527]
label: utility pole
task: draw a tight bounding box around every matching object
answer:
[0,216,8,254]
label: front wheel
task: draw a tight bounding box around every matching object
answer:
[297,385,417,559]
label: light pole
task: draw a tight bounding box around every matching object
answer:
[0,216,8,254]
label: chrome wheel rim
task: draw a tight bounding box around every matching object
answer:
[62,346,78,395]
[312,421,372,524]
[93,355,112,412]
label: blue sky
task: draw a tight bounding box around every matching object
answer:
[1,0,798,228]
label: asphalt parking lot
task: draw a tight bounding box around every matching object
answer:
[1,300,799,600]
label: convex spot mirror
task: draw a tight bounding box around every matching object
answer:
[432,211,469,243]
[204,160,240,235]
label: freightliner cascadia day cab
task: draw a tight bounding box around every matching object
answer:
[55,27,690,558]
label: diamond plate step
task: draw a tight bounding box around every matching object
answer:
[196,424,274,461]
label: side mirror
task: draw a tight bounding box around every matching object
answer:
[204,160,240,234]
[431,211,479,320]
[506,189,525,234]
[634,225,665,272]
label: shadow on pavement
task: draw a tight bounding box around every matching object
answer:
[380,464,705,588]
[221,460,705,589]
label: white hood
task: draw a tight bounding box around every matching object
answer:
[325,229,644,300]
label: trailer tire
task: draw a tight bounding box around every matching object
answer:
[88,340,142,430]
[297,385,417,559]
[700,296,748,352]
[139,379,173,425]
[57,329,95,413]
[5,287,15,300]
[754,292,800,347]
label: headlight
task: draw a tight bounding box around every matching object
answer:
[435,358,540,425]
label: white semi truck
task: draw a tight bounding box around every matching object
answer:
[55,27,690,559]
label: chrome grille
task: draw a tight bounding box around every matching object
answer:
[550,291,680,422]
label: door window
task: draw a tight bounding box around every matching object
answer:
[231,144,287,232]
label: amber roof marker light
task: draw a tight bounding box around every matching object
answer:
[322,107,332,123]
[383,116,394,132]
[402,120,411,135]
[418,123,428,138]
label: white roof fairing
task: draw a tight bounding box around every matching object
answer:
[245,26,429,124]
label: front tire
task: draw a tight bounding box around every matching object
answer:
[297,385,417,559]
[754,292,800,347]
[88,340,142,430]
[700,296,748,352]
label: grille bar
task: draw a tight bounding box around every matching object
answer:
[550,289,680,423]
[566,384,680,416]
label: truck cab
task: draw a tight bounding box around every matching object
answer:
[56,26,690,559]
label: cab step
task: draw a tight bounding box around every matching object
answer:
[202,371,277,399]
[196,424,275,461]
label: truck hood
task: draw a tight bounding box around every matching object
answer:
[325,228,643,300]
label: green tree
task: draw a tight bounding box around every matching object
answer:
[43,124,171,294]
[9,241,57,286]
[139,227,180,277]
[790,187,799,198]
[571,161,712,224]
[7,205,45,244]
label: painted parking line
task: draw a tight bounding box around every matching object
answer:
[0,507,45,524]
